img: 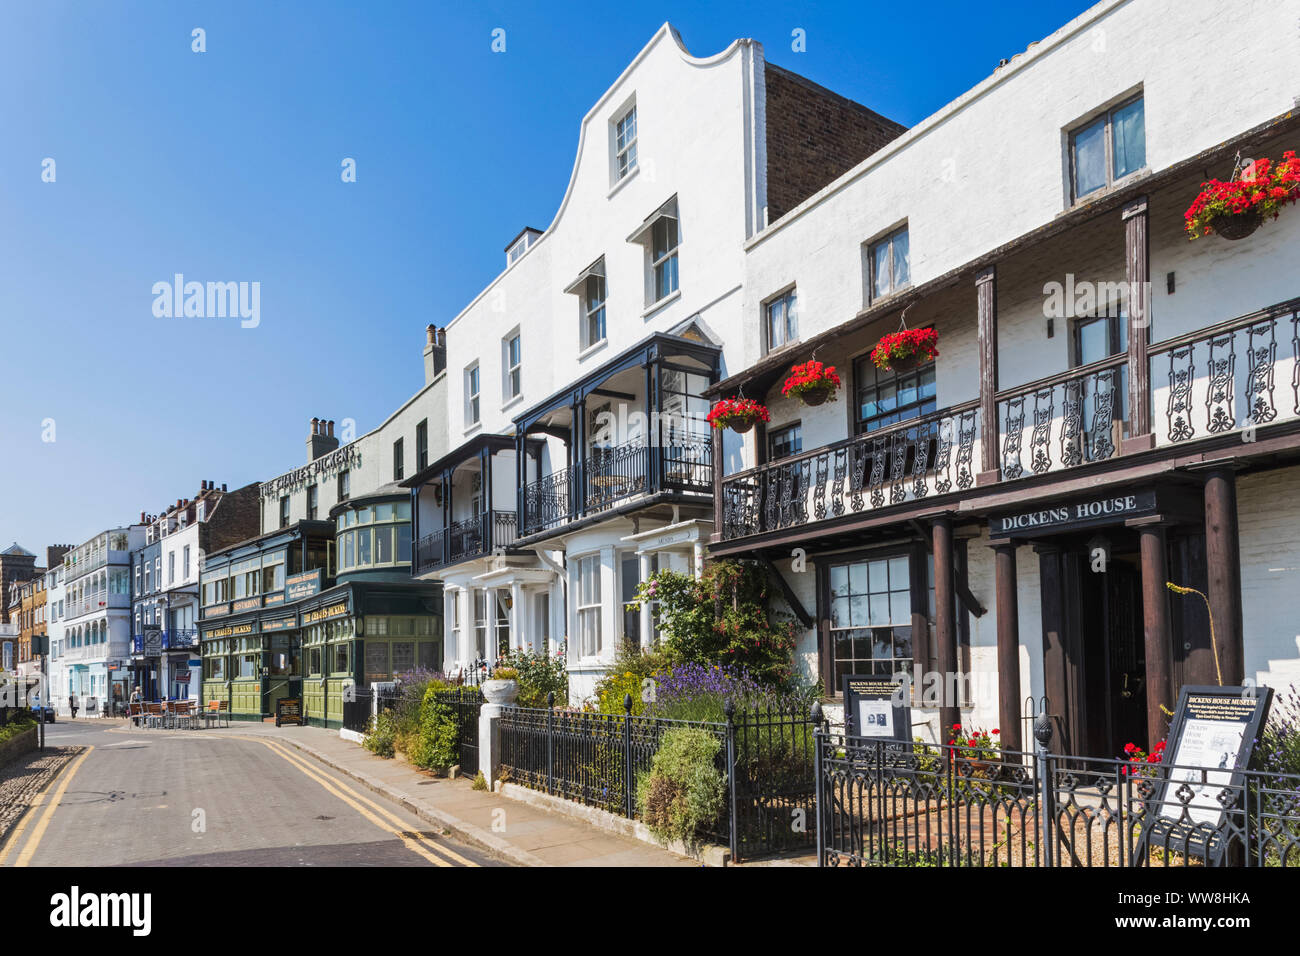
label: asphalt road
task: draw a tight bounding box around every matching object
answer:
[0,720,499,867]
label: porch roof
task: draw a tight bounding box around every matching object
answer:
[514,331,721,434]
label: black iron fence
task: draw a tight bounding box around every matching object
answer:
[432,687,484,772]
[496,700,817,861]
[341,687,401,735]
[816,732,1300,867]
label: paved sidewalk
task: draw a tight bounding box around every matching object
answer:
[221,722,696,867]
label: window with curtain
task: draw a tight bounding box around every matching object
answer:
[576,555,602,658]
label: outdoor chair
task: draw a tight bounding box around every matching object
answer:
[143,702,165,730]
[171,700,198,730]
[202,700,229,728]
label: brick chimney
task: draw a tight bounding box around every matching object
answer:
[307,417,340,462]
[424,325,446,385]
[46,544,70,568]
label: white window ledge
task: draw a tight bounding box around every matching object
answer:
[577,338,609,362]
[607,164,640,200]
[641,288,681,319]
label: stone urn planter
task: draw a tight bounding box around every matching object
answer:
[481,678,519,705]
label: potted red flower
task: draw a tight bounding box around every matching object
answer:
[781,360,841,407]
[871,327,939,373]
[706,396,770,434]
[1184,151,1300,240]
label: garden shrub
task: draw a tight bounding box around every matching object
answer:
[593,644,668,715]
[498,647,568,707]
[363,710,398,758]
[407,682,459,772]
[636,726,727,845]
[632,560,798,689]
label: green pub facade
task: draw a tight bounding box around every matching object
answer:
[199,489,442,726]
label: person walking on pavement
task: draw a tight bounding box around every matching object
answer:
[68,693,79,720]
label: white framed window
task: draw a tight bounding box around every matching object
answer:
[1069,94,1145,202]
[868,226,910,302]
[766,287,798,351]
[464,363,480,427]
[584,273,606,348]
[168,552,175,585]
[651,216,679,302]
[576,554,602,658]
[507,237,528,264]
[473,590,488,660]
[503,331,521,400]
[614,103,637,182]
[183,545,191,580]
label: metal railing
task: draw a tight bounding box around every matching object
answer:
[414,510,517,574]
[721,404,981,541]
[816,733,1300,867]
[1149,299,1300,448]
[432,687,484,770]
[997,356,1128,480]
[520,438,713,538]
[497,700,818,861]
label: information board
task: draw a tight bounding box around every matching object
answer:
[841,674,912,743]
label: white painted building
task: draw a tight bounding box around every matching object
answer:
[42,564,65,713]
[711,0,1300,755]
[404,25,908,701]
[57,527,144,716]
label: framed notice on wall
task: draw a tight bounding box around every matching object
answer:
[1140,684,1274,864]
[841,675,911,743]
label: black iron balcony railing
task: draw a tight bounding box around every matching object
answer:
[1148,300,1299,447]
[414,510,518,575]
[721,404,981,541]
[521,437,713,537]
[718,298,1300,544]
[997,355,1129,480]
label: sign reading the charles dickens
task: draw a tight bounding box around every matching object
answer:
[303,602,348,625]
[275,697,304,727]
[990,490,1157,538]
[1140,684,1274,863]
[285,569,322,601]
[841,675,912,743]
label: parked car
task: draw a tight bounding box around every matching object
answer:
[32,705,55,723]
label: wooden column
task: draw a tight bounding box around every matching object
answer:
[993,542,1022,752]
[1123,196,1153,447]
[1138,522,1173,748]
[1204,468,1244,685]
[932,516,960,733]
[976,265,1000,483]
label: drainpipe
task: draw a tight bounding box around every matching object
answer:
[532,547,566,655]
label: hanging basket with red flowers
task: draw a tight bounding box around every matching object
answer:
[706,397,770,433]
[870,327,939,373]
[781,360,841,407]
[1184,151,1300,241]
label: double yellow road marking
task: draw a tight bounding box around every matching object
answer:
[0,746,94,867]
[239,735,478,867]
[1,735,477,868]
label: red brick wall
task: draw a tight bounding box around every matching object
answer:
[765,64,907,223]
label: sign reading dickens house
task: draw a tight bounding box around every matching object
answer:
[1140,685,1274,864]
[260,444,361,499]
[285,569,322,601]
[989,490,1157,538]
[841,675,912,743]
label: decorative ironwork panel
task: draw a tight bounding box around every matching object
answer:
[1205,332,1237,434]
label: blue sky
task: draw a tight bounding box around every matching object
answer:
[0,0,1094,554]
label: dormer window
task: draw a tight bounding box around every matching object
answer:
[505,227,542,267]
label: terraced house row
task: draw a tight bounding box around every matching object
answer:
[12,0,1296,757]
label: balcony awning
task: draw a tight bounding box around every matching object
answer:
[563,256,605,296]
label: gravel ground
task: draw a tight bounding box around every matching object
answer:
[0,745,81,843]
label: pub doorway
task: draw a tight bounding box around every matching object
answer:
[1038,529,1148,758]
